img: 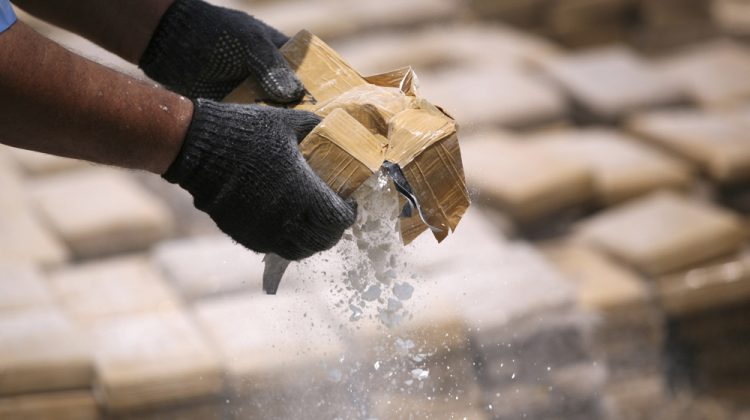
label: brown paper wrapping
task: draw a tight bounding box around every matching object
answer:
[299,109,384,198]
[226,30,470,244]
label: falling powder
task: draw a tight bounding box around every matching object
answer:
[286,170,459,417]
[411,368,430,381]
[299,171,416,328]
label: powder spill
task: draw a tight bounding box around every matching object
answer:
[283,170,468,418]
[301,170,415,329]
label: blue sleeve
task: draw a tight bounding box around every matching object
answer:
[0,0,16,34]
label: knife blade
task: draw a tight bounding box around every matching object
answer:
[262,253,292,295]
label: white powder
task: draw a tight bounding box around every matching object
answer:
[300,170,416,329]
[287,170,453,417]
[410,368,430,381]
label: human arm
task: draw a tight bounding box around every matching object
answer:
[0,20,190,173]
[12,0,304,102]
[0,21,356,258]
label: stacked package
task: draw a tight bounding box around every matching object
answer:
[408,212,604,420]
[460,131,593,234]
[0,150,68,268]
[543,244,666,420]
[0,265,97,420]
[27,169,173,259]
[541,46,687,123]
[357,287,484,420]
[658,252,750,403]
[528,128,694,207]
[0,157,93,417]
[629,106,750,213]
[152,235,266,302]
[656,40,750,110]
[478,310,606,420]
[47,257,223,420]
[573,191,749,405]
[194,292,358,419]
[629,107,750,187]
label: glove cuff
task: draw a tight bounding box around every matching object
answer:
[139,0,214,94]
[163,98,228,189]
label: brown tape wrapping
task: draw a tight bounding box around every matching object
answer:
[226,31,469,244]
[300,109,384,198]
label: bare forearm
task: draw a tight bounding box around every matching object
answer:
[0,21,192,174]
[10,0,173,63]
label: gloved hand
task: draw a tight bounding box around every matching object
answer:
[139,0,302,102]
[165,99,357,260]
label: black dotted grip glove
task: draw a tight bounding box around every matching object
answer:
[140,0,302,102]
[165,99,357,260]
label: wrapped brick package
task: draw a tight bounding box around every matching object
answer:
[226,30,470,245]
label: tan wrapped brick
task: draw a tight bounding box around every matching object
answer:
[418,66,567,129]
[575,191,746,276]
[193,293,349,418]
[659,40,750,108]
[91,312,222,413]
[29,168,173,258]
[542,244,649,316]
[657,252,750,317]
[544,46,686,120]
[0,264,54,312]
[152,235,265,301]
[0,307,92,395]
[628,108,750,184]
[49,256,181,326]
[462,132,593,223]
[529,128,694,205]
[0,154,68,267]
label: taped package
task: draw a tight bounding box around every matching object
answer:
[226,30,470,244]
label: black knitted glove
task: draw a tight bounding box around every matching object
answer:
[140,0,302,102]
[165,99,357,260]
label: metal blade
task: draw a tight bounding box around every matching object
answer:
[382,161,444,234]
[262,253,291,295]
